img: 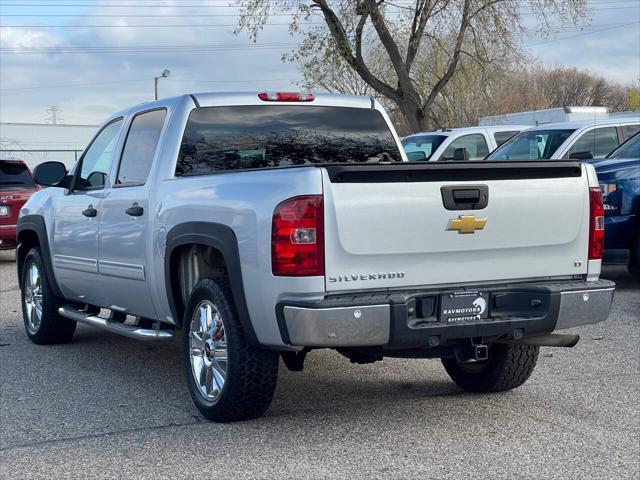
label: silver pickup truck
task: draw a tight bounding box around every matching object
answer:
[17,92,614,422]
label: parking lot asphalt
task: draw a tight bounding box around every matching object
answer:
[0,249,638,479]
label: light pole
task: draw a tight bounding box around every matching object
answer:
[154,69,170,100]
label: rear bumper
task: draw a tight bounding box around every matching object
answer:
[276,279,615,349]
[0,224,17,249]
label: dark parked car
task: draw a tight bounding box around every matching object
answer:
[590,133,640,280]
[0,159,38,250]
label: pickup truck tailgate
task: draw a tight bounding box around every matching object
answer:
[322,162,590,292]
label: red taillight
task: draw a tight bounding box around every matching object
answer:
[589,186,604,260]
[272,195,324,276]
[258,91,315,102]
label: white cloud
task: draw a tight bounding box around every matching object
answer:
[0,0,638,125]
[0,1,303,123]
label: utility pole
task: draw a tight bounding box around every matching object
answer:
[45,106,63,124]
[154,69,171,100]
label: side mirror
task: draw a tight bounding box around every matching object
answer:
[32,161,70,188]
[452,147,470,161]
[569,151,594,160]
[86,171,107,187]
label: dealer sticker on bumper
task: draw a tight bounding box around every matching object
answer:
[440,291,489,323]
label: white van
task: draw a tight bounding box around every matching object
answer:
[487,117,640,161]
[402,126,527,161]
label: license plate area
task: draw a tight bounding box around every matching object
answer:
[440,291,489,323]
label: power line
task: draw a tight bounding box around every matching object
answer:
[1,77,302,93]
[524,20,640,47]
[0,42,300,54]
[0,6,634,16]
[0,22,323,27]
[2,19,636,55]
[1,21,632,30]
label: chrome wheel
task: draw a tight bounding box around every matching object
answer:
[189,300,228,402]
[24,262,44,334]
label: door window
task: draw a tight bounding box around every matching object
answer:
[621,124,640,139]
[117,109,167,185]
[567,127,620,159]
[401,134,447,161]
[439,134,489,161]
[78,119,123,189]
[493,131,520,147]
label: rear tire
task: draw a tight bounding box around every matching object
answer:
[442,343,539,393]
[182,278,279,422]
[21,247,76,344]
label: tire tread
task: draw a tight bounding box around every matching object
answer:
[183,278,279,422]
[442,343,539,393]
[22,247,76,345]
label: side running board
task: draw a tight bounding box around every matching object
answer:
[58,305,174,342]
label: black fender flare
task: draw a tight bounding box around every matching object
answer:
[164,222,258,346]
[16,214,64,298]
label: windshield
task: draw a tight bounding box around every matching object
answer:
[0,162,34,190]
[176,105,402,176]
[608,133,640,159]
[401,134,447,161]
[487,129,576,161]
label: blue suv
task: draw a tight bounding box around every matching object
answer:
[590,133,640,280]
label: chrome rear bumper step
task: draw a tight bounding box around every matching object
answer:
[58,306,174,342]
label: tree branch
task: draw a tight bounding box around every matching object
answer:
[362,0,417,101]
[423,0,472,110]
[312,0,399,101]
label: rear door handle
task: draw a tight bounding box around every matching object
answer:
[125,204,144,217]
[82,206,97,218]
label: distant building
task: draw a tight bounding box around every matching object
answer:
[0,122,99,168]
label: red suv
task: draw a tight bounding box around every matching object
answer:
[0,159,38,250]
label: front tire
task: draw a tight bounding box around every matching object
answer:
[21,247,76,344]
[182,278,279,422]
[442,343,539,393]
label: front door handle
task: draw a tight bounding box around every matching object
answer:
[125,204,144,217]
[82,206,97,218]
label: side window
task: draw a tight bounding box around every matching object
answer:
[78,119,123,189]
[621,124,640,139]
[494,131,519,147]
[116,109,167,185]
[439,134,489,161]
[567,127,619,159]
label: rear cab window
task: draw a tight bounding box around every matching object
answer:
[175,105,402,176]
[0,162,34,190]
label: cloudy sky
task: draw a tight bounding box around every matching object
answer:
[1,0,639,125]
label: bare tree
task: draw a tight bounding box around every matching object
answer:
[237,0,587,133]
